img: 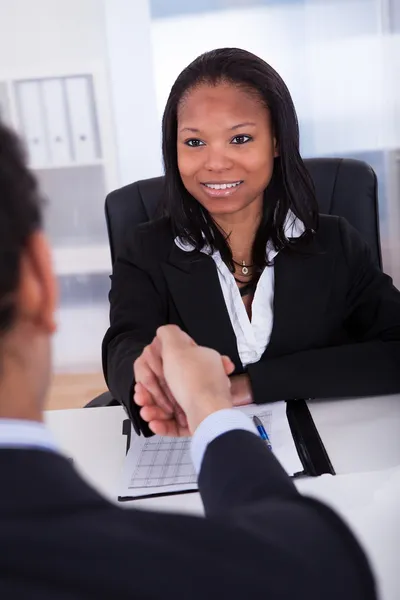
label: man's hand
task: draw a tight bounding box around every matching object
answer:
[135,326,235,436]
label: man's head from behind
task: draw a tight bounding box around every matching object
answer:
[0,120,57,420]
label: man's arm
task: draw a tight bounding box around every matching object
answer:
[197,428,375,600]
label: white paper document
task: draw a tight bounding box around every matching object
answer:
[118,401,303,500]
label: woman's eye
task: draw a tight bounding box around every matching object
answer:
[231,135,252,145]
[185,139,205,147]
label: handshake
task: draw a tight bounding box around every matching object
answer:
[133,326,236,436]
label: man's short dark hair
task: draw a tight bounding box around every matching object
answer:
[0,119,43,333]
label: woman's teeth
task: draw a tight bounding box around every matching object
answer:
[204,181,242,190]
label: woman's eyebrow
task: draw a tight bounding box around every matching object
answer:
[179,122,257,134]
[230,122,257,130]
[179,127,200,133]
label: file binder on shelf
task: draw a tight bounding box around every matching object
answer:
[41,78,72,165]
[15,80,49,167]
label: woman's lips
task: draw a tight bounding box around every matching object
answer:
[200,181,243,197]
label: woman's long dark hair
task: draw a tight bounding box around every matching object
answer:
[161,47,318,270]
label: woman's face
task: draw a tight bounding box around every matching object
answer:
[177,82,278,218]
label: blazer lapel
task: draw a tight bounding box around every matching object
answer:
[161,244,242,372]
[266,239,336,357]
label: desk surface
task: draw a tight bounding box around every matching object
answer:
[308,394,400,473]
[45,394,400,498]
[45,394,400,600]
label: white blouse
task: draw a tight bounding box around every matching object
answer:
[175,211,305,367]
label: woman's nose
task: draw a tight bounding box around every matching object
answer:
[203,146,234,172]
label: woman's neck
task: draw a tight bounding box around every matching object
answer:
[212,199,263,263]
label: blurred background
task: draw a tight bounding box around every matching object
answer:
[0,0,399,406]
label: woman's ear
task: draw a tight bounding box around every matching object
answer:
[17,231,57,334]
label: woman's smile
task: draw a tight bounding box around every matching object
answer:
[200,180,244,197]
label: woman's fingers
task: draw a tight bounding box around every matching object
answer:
[136,378,188,429]
[221,355,235,375]
[134,382,154,407]
[149,419,190,438]
[148,419,177,437]
[140,405,172,422]
[147,339,180,411]
[170,399,188,428]
[134,354,174,415]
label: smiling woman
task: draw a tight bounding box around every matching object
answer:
[162,49,317,275]
[102,48,400,437]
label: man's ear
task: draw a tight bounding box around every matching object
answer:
[17,231,57,334]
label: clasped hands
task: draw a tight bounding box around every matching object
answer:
[133,326,253,437]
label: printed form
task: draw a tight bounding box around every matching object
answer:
[118,401,303,500]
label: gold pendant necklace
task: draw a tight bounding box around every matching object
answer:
[241,261,249,275]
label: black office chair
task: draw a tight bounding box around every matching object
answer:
[86,158,382,407]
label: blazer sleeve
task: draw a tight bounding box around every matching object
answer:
[102,233,167,434]
[247,217,400,404]
[198,430,376,600]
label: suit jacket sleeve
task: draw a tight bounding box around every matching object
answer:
[102,232,167,434]
[247,217,400,403]
[199,430,376,600]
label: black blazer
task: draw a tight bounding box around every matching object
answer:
[0,431,375,600]
[103,215,400,434]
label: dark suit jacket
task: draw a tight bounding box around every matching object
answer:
[103,215,400,435]
[0,431,375,600]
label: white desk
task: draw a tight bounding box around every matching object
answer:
[45,394,400,500]
[309,395,400,473]
[45,394,400,600]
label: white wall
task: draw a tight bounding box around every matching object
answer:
[0,0,107,76]
[103,0,162,185]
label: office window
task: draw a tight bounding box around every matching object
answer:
[389,0,400,32]
[150,0,303,20]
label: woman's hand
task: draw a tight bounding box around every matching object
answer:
[135,382,190,436]
[133,338,180,419]
[230,374,253,406]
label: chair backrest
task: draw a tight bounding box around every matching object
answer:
[105,157,382,268]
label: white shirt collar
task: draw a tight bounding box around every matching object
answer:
[174,209,305,262]
[0,419,58,453]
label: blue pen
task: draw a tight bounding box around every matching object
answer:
[253,416,272,451]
